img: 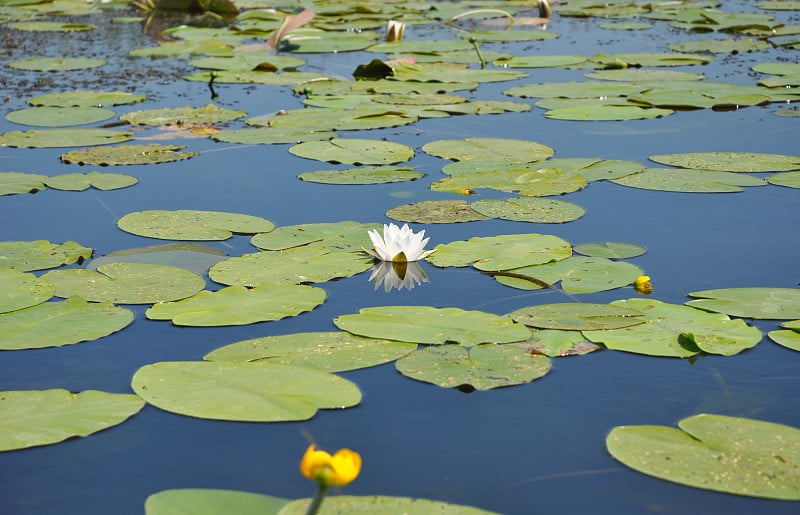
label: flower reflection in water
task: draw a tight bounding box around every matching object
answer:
[369,260,429,292]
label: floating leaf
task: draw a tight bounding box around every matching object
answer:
[611,168,765,193]
[88,243,226,276]
[0,269,54,314]
[769,328,800,352]
[334,306,531,346]
[583,298,762,357]
[289,138,413,165]
[522,329,603,357]
[768,171,800,188]
[5,107,115,127]
[205,331,417,372]
[183,70,331,85]
[669,37,770,54]
[42,263,205,304]
[545,105,673,121]
[250,221,381,252]
[27,90,145,107]
[395,343,551,390]
[145,490,291,515]
[686,288,800,319]
[573,242,646,259]
[213,126,334,145]
[0,390,144,452]
[0,297,134,350]
[131,361,361,422]
[431,167,587,197]
[61,143,198,166]
[422,137,554,163]
[649,152,800,172]
[607,414,800,500]
[386,200,487,224]
[117,210,274,241]
[600,22,653,30]
[590,52,713,67]
[0,128,130,148]
[427,234,571,271]
[261,107,417,131]
[189,53,305,72]
[493,55,586,68]
[279,495,501,515]
[0,240,92,271]
[8,56,105,71]
[121,104,245,126]
[510,303,646,330]
[391,61,527,84]
[298,165,423,184]
[470,197,585,223]
[9,21,96,32]
[43,172,138,191]
[585,69,704,82]
[494,256,643,293]
[0,172,47,195]
[145,284,326,326]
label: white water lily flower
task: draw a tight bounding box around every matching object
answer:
[365,223,433,262]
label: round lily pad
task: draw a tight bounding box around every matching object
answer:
[510,303,646,330]
[386,200,487,224]
[250,221,380,252]
[649,152,800,172]
[5,107,116,127]
[686,287,800,319]
[288,138,414,165]
[117,210,274,241]
[544,105,673,121]
[88,243,226,276]
[470,197,585,223]
[145,490,290,515]
[27,90,146,107]
[768,171,800,188]
[120,104,245,126]
[0,172,48,195]
[298,165,424,185]
[0,240,93,271]
[422,137,554,163]
[768,329,800,351]
[279,495,501,515]
[493,256,643,293]
[8,56,105,71]
[61,144,199,166]
[44,172,138,191]
[0,128,131,148]
[0,268,54,314]
[573,242,646,259]
[212,126,335,145]
[611,168,765,193]
[427,233,572,271]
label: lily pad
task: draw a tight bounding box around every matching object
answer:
[42,263,205,304]
[8,21,96,32]
[87,243,226,276]
[573,242,646,259]
[395,343,551,390]
[494,256,643,293]
[611,168,765,193]
[8,56,105,71]
[668,37,770,54]
[470,197,585,223]
[607,414,800,500]
[145,489,291,515]
[422,137,554,163]
[117,210,274,241]
[205,331,417,372]
[649,152,800,172]
[213,126,335,145]
[521,329,603,357]
[120,104,246,126]
[768,328,800,351]
[0,128,131,148]
[145,284,326,326]
[0,172,48,195]
[334,306,531,346]
[28,90,145,107]
[0,297,134,350]
[0,269,54,314]
[0,240,92,271]
[289,138,414,165]
[131,361,361,422]
[509,303,646,330]
[386,200,487,224]
[278,495,501,515]
[545,105,673,121]
[583,298,762,357]
[5,107,115,127]
[431,167,588,197]
[768,171,800,188]
[0,389,144,452]
[260,107,417,132]
[427,233,571,271]
[250,221,380,252]
[686,288,800,319]
[298,165,423,185]
[493,55,587,68]
[43,172,138,191]
[61,144,199,166]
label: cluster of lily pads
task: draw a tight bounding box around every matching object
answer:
[2,0,800,511]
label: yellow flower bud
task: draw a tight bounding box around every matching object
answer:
[634,275,652,295]
[300,444,361,487]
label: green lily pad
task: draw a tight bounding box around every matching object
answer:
[189,53,305,71]
[212,126,335,145]
[431,167,588,197]
[668,37,770,54]
[145,489,291,515]
[768,171,800,188]
[583,298,762,357]
[504,80,646,100]
[521,329,603,357]
[470,197,584,223]
[649,152,800,172]
[43,172,138,191]
[5,107,115,127]
[0,390,144,452]
[205,331,417,372]
[28,90,145,107]
[298,165,423,184]
[0,296,134,350]
[61,144,199,166]
[131,361,361,422]
[120,104,246,126]
[493,55,587,68]
[8,21,96,32]
[0,269,54,314]
[0,172,48,195]
[279,495,501,515]
[611,168,766,193]
[259,107,417,132]
[386,200,487,224]
[145,284,326,326]
[289,138,413,165]
[250,221,381,252]
[768,328,800,351]
[395,343,551,390]
[422,137,554,163]
[42,263,205,304]
[590,52,713,67]
[585,69,704,82]
[573,242,646,259]
[131,40,234,58]
[117,210,274,241]
[8,56,105,71]
[600,22,653,30]
[494,256,643,293]
[427,233,571,271]
[183,70,332,85]
[87,243,226,276]
[545,105,673,121]
[334,306,531,346]
[391,61,527,84]
[0,128,131,148]
[0,240,92,271]
[686,288,800,319]
[509,303,646,330]
[607,414,800,500]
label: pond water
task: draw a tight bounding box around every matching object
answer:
[1,1,799,514]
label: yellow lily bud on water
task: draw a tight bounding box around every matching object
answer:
[300,444,361,487]
[386,20,405,42]
[634,275,652,295]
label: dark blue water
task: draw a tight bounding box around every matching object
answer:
[1,2,799,514]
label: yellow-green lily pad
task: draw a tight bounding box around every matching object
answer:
[298,165,424,185]
[0,269,54,314]
[278,495,501,515]
[470,197,585,223]
[386,200,487,224]
[0,240,92,271]
[422,137,554,163]
[0,128,131,148]
[649,152,800,172]
[686,287,800,319]
[573,242,646,259]
[611,168,766,193]
[494,256,643,293]
[8,56,105,71]
[120,104,246,126]
[44,172,138,191]
[117,209,274,241]
[5,107,115,127]
[289,138,414,165]
[27,90,145,107]
[0,172,48,195]
[428,233,571,271]
[768,171,800,188]
[250,221,381,252]
[61,144,199,166]
[510,303,646,330]
[145,489,290,515]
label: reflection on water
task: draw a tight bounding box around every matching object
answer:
[368,260,430,292]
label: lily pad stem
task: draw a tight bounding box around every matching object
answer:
[305,483,329,515]
[469,37,486,69]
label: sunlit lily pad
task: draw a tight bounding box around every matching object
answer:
[583,298,762,357]
[131,39,233,58]
[44,172,138,191]
[121,104,246,126]
[431,167,587,197]
[8,56,105,71]
[0,389,144,452]
[510,303,646,330]
[0,269,53,314]
[250,221,380,252]
[279,495,501,515]
[145,489,290,515]
[42,263,205,304]
[212,126,335,145]
[768,327,800,351]
[395,343,551,390]
[8,21,95,32]
[607,414,800,500]
[422,137,554,163]
[600,22,652,30]
[573,242,646,259]
[334,306,531,346]
[585,69,704,82]
[27,90,145,107]
[504,80,645,100]
[386,200,487,224]
[521,329,603,357]
[259,107,418,131]
[289,138,413,165]
[145,284,326,326]
[5,107,115,127]
[61,143,199,166]
[590,52,713,67]
[391,61,527,84]
[686,288,800,319]
[668,37,770,54]
[649,152,800,172]
[117,210,274,241]
[545,105,673,121]
[494,256,643,293]
[0,240,92,271]
[298,165,423,184]
[131,361,361,422]
[205,331,417,372]
[0,296,134,350]
[611,168,765,193]
[768,171,800,188]
[0,128,131,148]
[88,243,226,276]
[0,172,47,195]
[427,233,571,271]
[470,197,585,223]
[189,53,305,71]
[493,55,587,68]
[183,70,331,85]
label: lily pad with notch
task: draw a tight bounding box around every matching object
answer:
[386,200,487,224]
[686,287,800,319]
[298,165,423,185]
[289,138,414,165]
[427,233,571,271]
[510,303,646,330]
[117,210,274,241]
[250,221,381,252]
[0,240,92,271]
[61,144,199,166]
[0,269,54,314]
